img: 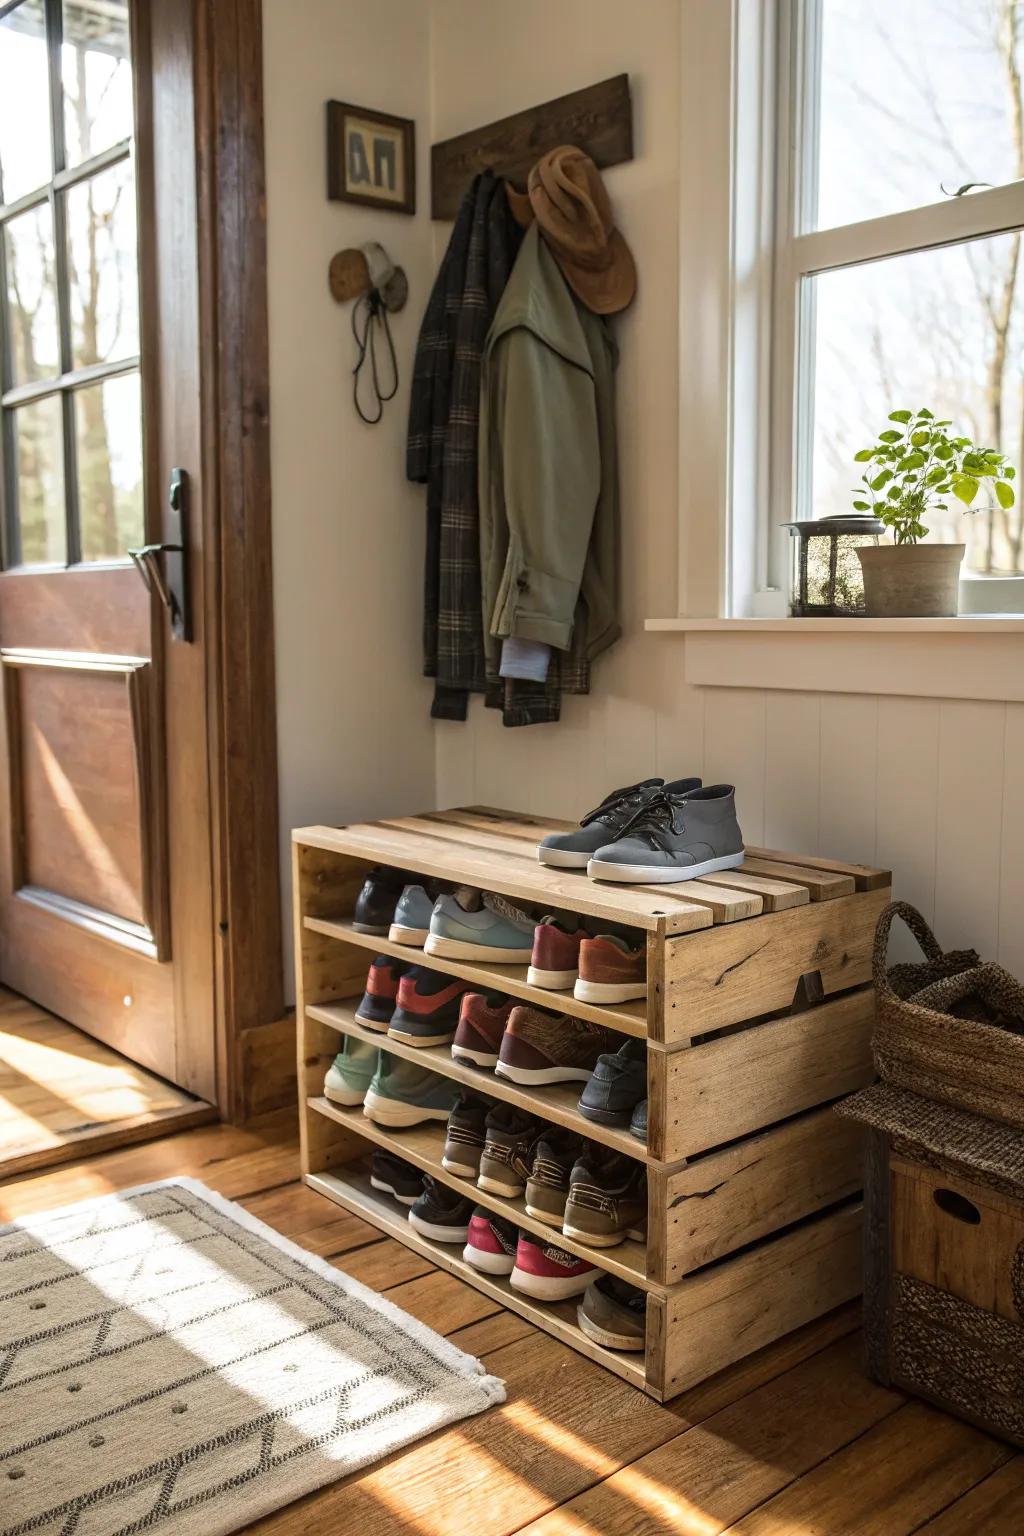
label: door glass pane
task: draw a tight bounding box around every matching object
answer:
[4,200,60,384]
[74,370,142,560]
[0,0,52,204]
[61,0,133,167]
[12,395,66,564]
[808,232,1024,583]
[66,156,139,368]
[814,0,1024,231]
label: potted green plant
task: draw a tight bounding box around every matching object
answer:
[851,408,1016,617]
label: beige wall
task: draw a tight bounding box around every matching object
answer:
[264,0,436,981]
[429,0,1024,980]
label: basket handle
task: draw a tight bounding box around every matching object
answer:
[872,900,946,991]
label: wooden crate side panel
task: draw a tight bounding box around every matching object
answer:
[294,842,373,1178]
[659,887,889,1041]
[654,988,876,1162]
[891,1158,1024,1326]
[659,1204,864,1395]
[653,1107,865,1281]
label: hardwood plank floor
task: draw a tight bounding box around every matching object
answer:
[0,1110,1018,1535]
[0,987,213,1177]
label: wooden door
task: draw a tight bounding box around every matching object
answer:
[0,0,217,1102]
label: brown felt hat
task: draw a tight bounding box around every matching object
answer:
[527,145,636,315]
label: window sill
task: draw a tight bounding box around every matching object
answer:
[644,615,1024,701]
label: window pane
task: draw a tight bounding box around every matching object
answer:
[808,233,1024,580]
[0,0,52,204]
[66,156,139,368]
[3,200,60,384]
[12,395,66,564]
[75,370,143,561]
[815,0,1024,230]
[62,0,133,167]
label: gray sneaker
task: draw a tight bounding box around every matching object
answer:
[537,778,700,868]
[589,784,743,884]
[389,883,436,947]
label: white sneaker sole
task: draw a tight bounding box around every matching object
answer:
[526,965,577,989]
[573,978,647,1004]
[525,1202,567,1228]
[388,923,428,946]
[323,1082,368,1107]
[369,1175,417,1206]
[353,1011,391,1033]
[561,1223,647,1248]
[441,1154,479,1179]
[386,1025,455,1048]
[362,1091,451,1128]
[576,1306,646,1351]
[425,934,533,964]
[477,1172,524,1198]
[462,1244,515,1275]
[587,852,745,884]
[537,847,589,868]
[408,1210,469,1243]
[495,1060,593,1086]
[510,1265,594,1300]
[450,1044,500,1068]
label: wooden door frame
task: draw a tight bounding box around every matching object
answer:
[193,0,283,1120]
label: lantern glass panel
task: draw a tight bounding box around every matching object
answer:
[785,515,884,617]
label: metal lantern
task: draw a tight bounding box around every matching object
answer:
[783,514,885,617]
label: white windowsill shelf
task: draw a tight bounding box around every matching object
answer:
[644,615,1024,701]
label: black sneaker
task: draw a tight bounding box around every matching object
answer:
[477,1106,542,1198]
[353,866,408,934]
[578,1038,647,1126]
[408,1176,475,1243]
[354,955,408,1030]
[630,1098,648,1143]
[441,1091,490,1179]
[369,1149,422,1206]
[387,967,476,1046]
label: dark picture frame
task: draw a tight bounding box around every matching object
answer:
[326,100,416,215]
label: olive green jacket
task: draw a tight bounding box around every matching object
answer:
[478,223,621,679]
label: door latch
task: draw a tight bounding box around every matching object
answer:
[129,468,192,641]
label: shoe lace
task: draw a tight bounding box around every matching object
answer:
[483,891,533,924]
[579,780,659,828]
[617,790,688,846]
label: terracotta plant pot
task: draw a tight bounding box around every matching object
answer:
[855,543,965,618]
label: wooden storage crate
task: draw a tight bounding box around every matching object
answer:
[295,806,890,1400]
[840,1082,1024,1448]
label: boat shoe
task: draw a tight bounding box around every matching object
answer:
[589,784,743,884]
[537,778,700,868]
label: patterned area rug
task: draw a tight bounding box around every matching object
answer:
[0,1177,505,1536]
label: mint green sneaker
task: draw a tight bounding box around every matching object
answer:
[323,1037,379,1106]
[363,1054,461,1128]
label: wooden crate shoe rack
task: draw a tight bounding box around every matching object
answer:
[294,806,891,1401]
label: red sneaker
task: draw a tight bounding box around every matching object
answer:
[509,1232,597,1299]
[463,1208,518,1275]
[451,991,515,1067]
[354,954,408,1031]
[526,917,589,990]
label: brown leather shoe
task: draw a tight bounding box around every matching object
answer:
[574,934,647,1004]
[495,1006,614,1085]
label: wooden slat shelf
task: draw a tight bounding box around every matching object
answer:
[295,807,890,1400]
[304,917,648,1038]
[307,1095,652,1289]
[307,1166,648,1390]
[307,1000,651,1163]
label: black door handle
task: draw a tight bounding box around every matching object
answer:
[129,469,192,641]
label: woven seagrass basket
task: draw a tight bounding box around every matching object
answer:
[873,901,1024,1131]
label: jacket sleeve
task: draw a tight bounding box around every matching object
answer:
[487,330,600,651]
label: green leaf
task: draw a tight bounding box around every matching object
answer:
[953,476,979,506]
[853,449,874,462]
[996,479,1016,509]
[897,452,925,471]
[852,499,871,511]
[917,408,934,419]
[888,410,913,423]
[887,484,901,500]
[934,443,954,460]
[911,430,931,447]
[879,429,903,443]
[870,470,893,491]
[926,466,946,484]
[1005,467,1016,480]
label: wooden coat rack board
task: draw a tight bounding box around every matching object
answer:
[430,74,633,220]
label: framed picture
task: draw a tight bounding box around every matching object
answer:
[326,101,416,215]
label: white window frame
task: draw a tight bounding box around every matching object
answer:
[705,0,1024,620]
